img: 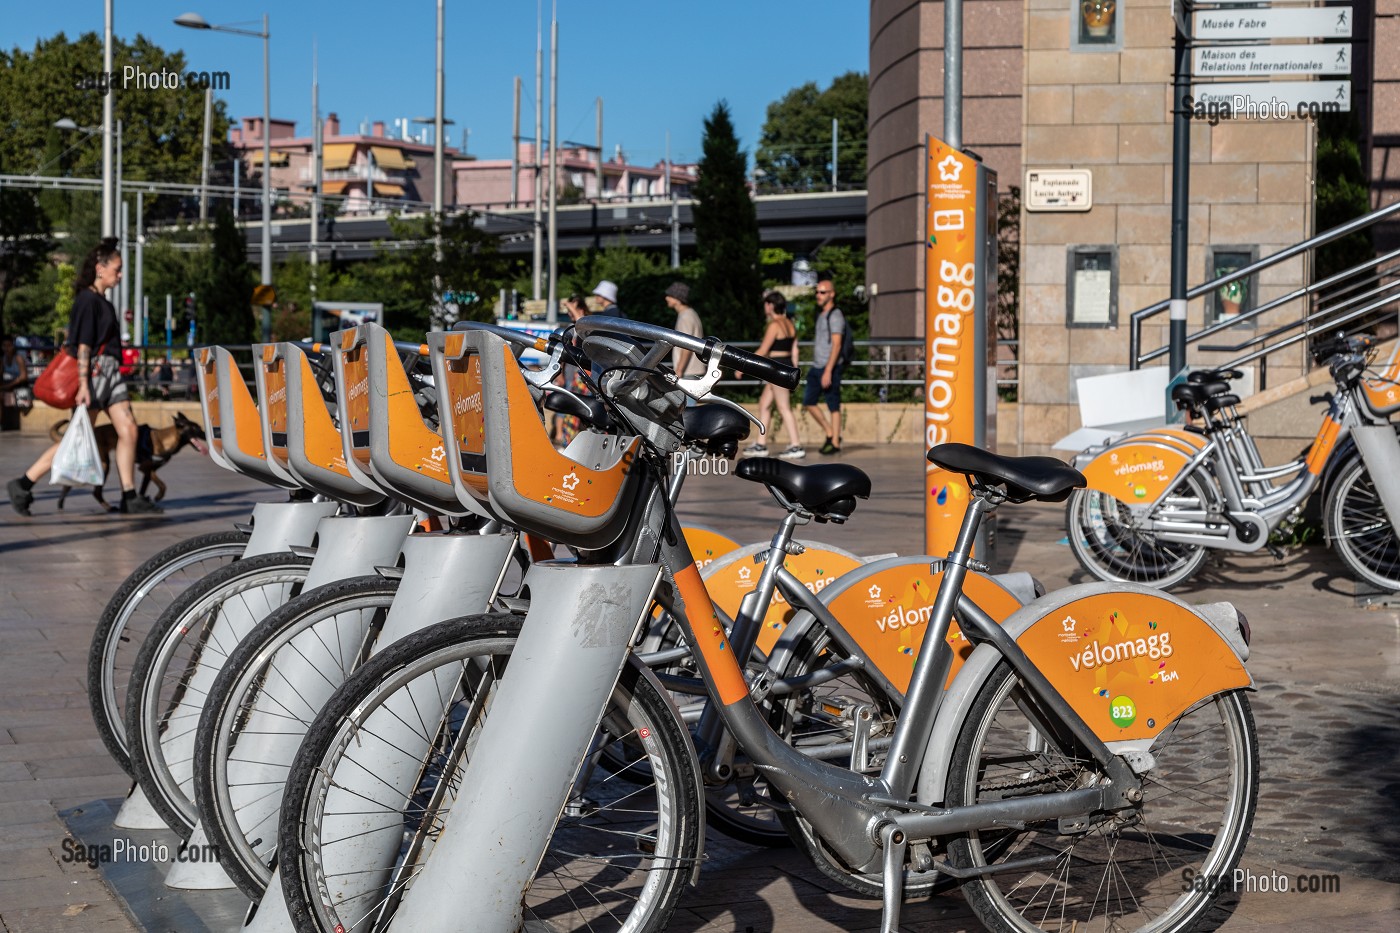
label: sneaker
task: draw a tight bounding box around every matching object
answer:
[741,442,769,457]
[7,478,33,517]
[120,494,164,515]
[819,440,838,456]
[778,445,806,460]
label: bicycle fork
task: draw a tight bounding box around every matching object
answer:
[387,561,663,933]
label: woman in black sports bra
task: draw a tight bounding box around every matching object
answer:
[740,291,805,460]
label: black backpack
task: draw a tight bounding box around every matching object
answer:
[835,309,856,367]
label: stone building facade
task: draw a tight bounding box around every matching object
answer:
[867,0,1399,453]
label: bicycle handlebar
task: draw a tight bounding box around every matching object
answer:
[713,341,800,390]
[573,317,800,390]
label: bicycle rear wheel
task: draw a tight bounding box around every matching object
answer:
[947,662,1258,933]
[1325,457,1400,592]
[193,575,399,897]
[126,552,311,834]
[1066,473,1210,590]
[280,615,701,933]
[88,530,249,775]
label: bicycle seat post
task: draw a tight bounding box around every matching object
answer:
[879,487,994,797]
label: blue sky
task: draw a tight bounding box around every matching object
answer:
[4,1,869,166]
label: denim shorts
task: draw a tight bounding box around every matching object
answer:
[803,365,844,411]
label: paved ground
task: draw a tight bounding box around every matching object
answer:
[1,433,1399,931]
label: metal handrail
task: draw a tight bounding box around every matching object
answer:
[1129,199,1400,371]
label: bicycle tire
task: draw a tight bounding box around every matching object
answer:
[630,610,791,848]
[946,662,1258,933]
[767,620,953,898]
[125,552,312,835]
[1066,472,1211,590]
[279,614,701,933]
[87,530,249,775]
[193,575,399,898]
[1325,457,1400,592]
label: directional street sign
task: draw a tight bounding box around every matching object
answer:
[1193,43,1351,77]
[1194,7,1352,41]
[1190,80,1352,114]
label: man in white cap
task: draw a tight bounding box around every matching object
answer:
[591,280,625,318]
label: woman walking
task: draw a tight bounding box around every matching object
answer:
[741,291,805,459]
[7,238,162,516]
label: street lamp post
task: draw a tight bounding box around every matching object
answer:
[176,11,273,340]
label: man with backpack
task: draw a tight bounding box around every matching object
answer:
[804,272,851,455]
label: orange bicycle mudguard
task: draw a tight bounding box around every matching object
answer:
[703,543,863,655]
[683,526,740,573]
[818,561,1023,694]
[1078,435,1199,508]
[1014,587,1251,743]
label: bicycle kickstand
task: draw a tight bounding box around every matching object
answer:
[879,821,909,933]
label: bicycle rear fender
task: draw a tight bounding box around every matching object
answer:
[769,557,1032,696]
[1076,430,1207,508]
[702,540,864,655]
[915,581,1251,806]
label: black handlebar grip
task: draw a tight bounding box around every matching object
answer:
[717,343,800,390]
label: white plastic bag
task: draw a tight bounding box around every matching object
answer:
[50,407,107,487]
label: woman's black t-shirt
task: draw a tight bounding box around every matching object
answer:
[68,290,122,360]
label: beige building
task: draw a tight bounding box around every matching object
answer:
[231,113,458,213]
[868,1,1400,453]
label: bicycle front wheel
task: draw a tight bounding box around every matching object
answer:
[947,662,1258,933]
[1325,457,1400,592]
[126,552,312,834]
[1066,472,1210,590]
[193,575,400,898]
[88,530,249,775]
[280,615,701,933]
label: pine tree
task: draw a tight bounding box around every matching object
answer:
[196,207,255,345]
[691,101,762,342]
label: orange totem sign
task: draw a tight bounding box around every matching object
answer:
[924,137,980,556]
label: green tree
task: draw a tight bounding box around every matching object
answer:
[692,101,762,341]
[755,72,868,193]
[194,208,255,345]
[1314,112,1371,283]
[0,32,233,220]
[0,156,55,330]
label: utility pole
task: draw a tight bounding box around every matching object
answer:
[532,2,543,300]
[595,97,603,199]
[432,0,446,329]
[102,0,114,237]
[199,88,213,222]
[831,117,838,190]
[310,40,320,302]
[546,2,559,323]
[1169,10,1191,375]
[511,76,521,206]
[134,192,144,346]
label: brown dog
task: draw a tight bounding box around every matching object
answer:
[50,412,208,511]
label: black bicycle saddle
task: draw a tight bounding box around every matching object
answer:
[926,443,1085,503]
[735,458,871,522]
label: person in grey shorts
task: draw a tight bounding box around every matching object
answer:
[7,238,162,516]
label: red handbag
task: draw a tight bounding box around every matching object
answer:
[33,348,82,409]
